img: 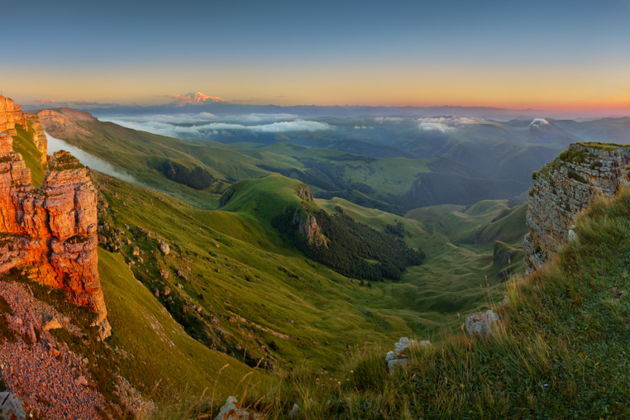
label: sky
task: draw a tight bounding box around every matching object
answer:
[1,0,630,113]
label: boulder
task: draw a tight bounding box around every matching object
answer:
[43,318,63,331]
[385,337,431,372]
[0,392,26,420]
[214,396,261,420]
[465,310,501,337]
[158,240,170,255]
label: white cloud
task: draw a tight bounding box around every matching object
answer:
[418,121,454,132]
[417,116,486,132]
[103,112,217,124]
[374,117,403,122]
[45,132,139,184]
[101,113,330,137]
[529,118,550,127]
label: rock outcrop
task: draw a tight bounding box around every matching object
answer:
[294,184,329,248]
[295,212,329,248]
[214,396,261,420]
[0,109,109,339]
[37,108,95,139]
[0,97,47,164]
[524,143,630,272]
[0,97,27,136]
[465,310,501,337]
[0,392,26,420]
[385,337,431,372]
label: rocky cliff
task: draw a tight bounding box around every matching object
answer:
[0,98,109,339]
[293,185,329,248]
[0,97,47,165]
[37,108,96,139]
[524,142,630,272]
[0,97,27,136]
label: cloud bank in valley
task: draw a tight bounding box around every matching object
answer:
[417,117,486,133]
[45,132,139,184]
[99,112,331,138]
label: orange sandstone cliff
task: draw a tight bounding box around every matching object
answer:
[0,97,109,339]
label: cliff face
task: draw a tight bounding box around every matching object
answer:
[0,97,27,136]
[294,184,329,248]
[0,98,109,339]
[37,108,96,139]
[524,143,630,272]
[0,97,47,163]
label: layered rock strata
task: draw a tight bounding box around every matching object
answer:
[0,97,47,162]
[524,143,630,272]
[0,130,109,338]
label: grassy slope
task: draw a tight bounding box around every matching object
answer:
[97,173,431,370]
[228,142,432,198]
[48,118,269,207]
[98,249,260,404]
[262,189,630,419]
[12,123,45,186]
[405,199,526,245]
[318,197,527,333]
[3,125,264,408]
[97,171,526,378]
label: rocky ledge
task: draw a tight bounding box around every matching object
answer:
[524,142,630,272]
[0,97,47,164]
[0,132,109,339]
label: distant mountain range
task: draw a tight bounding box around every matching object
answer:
[22,98,629,120]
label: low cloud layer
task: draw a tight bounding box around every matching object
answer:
[529,118,550,127]
[417,116,485,133]
[45,132,139,184]
[100,112,330,138]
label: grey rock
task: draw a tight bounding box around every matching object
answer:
[214,396,261,420]
[465,310,501,336]
[524,144,630,272]
[288,403,300,418]
[385,337,431,372]
[0,392,26,420]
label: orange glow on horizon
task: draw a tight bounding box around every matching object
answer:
[3,63,629,115]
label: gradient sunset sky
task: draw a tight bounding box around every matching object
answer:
[2,0,629,112]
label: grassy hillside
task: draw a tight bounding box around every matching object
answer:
[41,112,547,212]
[96,173,429,371]
[12,123,45,186]
[259,188,630,419]
[406,200,526,245]
[94,171,522,376]
[229,142,530,213]
[315,196,524,334]
[42,113,268,207]
[98,249,261,405]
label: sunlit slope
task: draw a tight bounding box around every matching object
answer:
[98,249,260,403]
[41,111,269,207]
[94,170,528,376]
[96,173,432,370]
[11,122,46,186]
[41,111,545,213]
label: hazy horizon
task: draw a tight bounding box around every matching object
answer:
[2,0,629,115]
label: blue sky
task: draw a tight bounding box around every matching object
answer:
[2,0,629,109]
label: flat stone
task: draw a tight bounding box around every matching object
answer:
[0,392,26,420]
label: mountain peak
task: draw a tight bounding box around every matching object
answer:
[167,91,226,105]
